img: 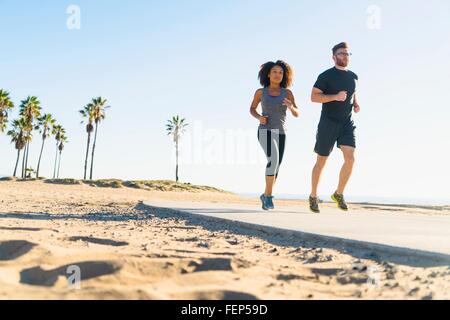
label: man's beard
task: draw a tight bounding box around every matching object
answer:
[336,59,348,67]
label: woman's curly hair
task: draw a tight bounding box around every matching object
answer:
[258,60,293,88]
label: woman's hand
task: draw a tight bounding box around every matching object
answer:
[283,98,294,110]
[285,90,300,118]
[259,116,268,125]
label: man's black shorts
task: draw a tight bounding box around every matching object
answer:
[314,116,356,157]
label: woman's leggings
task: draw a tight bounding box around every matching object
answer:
[257,129,286,178]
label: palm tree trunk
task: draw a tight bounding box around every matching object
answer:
[175,140,179,182]
[24,140,30,178]
[21,141,27,179]
[13,149,21,177]
[84,132,91,180]
[89,123,99,180]
[36,136,46,178]
[57,151,62,178]
[53,143,58,179]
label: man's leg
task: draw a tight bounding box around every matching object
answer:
[311,155,329,198]
[336,145,355,195]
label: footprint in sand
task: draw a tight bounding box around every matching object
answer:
[276,274,305,282]
[311,268,344,276]
[172,290,259,300]
[0,227,42,232]
[311,267,370,285]
[20,261,122,287]
[67,236,128,247]
[185,257,254,273]
[172,249,236,256]
[0,240,37,261]
[187,258,234,272]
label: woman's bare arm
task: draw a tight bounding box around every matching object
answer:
[250,89,265,124]
[285,89,300,118]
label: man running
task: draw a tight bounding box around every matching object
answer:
[309,42,361,213]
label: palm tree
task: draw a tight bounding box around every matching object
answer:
[89,97,110,180]
[19,96,41,178]
[0,89,14,132]
[57,134,68,179]
[79,103,95,180]
[20,120,34,179]
[35,114,56,178]
[7,118,27,177]
[25,167,36,179]
[166,116,188,183]
[52,125,65,179]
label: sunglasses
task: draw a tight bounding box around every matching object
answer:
[336,52,352,57]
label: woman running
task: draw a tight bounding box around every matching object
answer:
[250,60,300,210]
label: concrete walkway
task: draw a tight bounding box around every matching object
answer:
[143,200,450,266]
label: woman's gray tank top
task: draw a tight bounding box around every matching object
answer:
[258,87,288,134]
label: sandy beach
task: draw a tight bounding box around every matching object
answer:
[0,180,449,300]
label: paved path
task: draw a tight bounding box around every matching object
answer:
[143,200,450,265]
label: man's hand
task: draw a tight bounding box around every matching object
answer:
[354,104,361,113]
[335,91,348,102]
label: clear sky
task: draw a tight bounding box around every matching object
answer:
[1,0,449,202]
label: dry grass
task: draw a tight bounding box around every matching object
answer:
[36,178,232,193]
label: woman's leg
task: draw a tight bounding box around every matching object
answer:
[258,129,280,197]
[265,176,276,197]
[272,133,286,189]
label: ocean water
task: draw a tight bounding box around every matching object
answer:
[238,193,450,207]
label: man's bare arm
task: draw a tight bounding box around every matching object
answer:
[311,87,347,103]
[353,92,361,113]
